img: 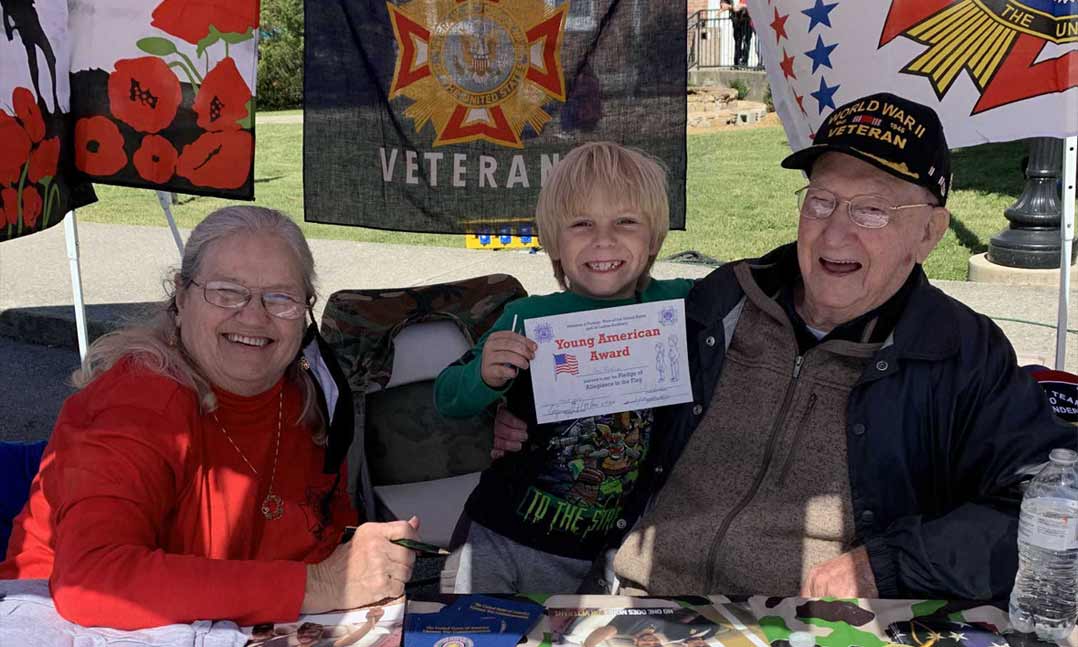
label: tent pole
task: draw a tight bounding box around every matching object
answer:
[64,211,89,361]
[156,191,184,256]
[1057,137,1077,370]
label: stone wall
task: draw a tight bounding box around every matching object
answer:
[689,69,770,102]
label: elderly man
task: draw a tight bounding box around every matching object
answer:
[494,92,1073,601]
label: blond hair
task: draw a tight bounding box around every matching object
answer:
[73,206,326,442]
[536,141,671,291]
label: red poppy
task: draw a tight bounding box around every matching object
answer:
[28,136,60,183]
[0,111,31,185]
[176,129,252,189]
[193,57,251,131]
[108,57,182,134]
[0,187,16,227]
[133,134,179,184]
[20,185,42,229]
[75,116,128,177]
[13,87,45,143]
[151,0,259,44]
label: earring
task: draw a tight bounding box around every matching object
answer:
[299,356,311,370]
[168,319,180,348]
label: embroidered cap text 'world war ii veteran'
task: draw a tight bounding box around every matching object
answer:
[781,92,952,206]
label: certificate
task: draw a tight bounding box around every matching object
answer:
[524,299,692,424]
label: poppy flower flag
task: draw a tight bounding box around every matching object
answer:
[69,0,259,198]
[0,2,96,242]
[751,0,1078,152]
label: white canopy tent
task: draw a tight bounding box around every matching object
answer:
[1056,137,1077,370]
[63,191,184,360]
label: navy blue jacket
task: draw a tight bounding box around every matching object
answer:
[625,243,1075,601]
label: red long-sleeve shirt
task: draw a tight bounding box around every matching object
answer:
[0,358,357,629]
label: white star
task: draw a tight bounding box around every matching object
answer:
[947,632,966,642]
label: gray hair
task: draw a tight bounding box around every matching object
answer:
[73,206,325,441]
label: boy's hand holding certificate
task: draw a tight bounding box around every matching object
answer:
[524,299,692,424]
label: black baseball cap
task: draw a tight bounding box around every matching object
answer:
[781,92,952,206]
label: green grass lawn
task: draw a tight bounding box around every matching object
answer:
[76,116,1029,281]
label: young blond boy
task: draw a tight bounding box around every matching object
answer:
[434,142,693,593]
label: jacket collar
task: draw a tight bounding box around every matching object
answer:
[886,271,961,360]
[687,242,960,361]
[686,259,743,329]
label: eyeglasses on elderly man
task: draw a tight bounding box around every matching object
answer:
[795,185,936,229]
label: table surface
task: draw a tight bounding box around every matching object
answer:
[2,580,1073,647]
[349,595,1067,647]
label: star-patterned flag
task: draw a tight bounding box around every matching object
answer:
[887,618,1009,647]
[750,0,1078,151]
[304,0,687,235]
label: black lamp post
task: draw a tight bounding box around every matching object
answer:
[987,137,1073,269]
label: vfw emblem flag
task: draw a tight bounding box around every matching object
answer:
[304,0,687,235]
[753,0,1078,151]
[387,1,566,148]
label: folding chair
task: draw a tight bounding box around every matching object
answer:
[0,440,47,554]
[320,274,527,549]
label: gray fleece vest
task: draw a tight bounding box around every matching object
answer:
[613,262,881,595]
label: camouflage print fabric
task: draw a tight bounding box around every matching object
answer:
[319,274,527,517]
[364,381,495,485]
[743,597,1033,647]
[503,595,1047,647]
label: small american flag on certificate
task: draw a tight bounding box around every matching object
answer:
[553,353,578,377]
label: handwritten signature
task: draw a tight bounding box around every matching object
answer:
[543,398,616,417]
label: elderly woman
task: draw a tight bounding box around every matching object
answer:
[0,206,418,628]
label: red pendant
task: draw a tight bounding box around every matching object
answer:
[261,493,284,520]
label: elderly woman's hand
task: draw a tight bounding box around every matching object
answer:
[301,517,419,613]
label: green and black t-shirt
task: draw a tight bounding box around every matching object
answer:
[434,279,693,560]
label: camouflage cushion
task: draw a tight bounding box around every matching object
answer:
[365,380,492,485]
[321,274,528,394]
[319,274,527,514]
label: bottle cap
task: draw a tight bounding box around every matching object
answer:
[1049,448,1078,465]
[789,632,815,647]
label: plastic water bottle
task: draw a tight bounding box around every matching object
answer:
[1009,448,1078,641]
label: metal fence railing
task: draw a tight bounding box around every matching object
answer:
[687,9,763,71]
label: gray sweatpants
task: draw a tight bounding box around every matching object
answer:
[444,521,592,594]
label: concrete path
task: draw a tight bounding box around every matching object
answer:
[256,113,303,124]
[2,220,1077,372]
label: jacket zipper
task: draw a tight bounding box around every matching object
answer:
[704,354,804,591]
[776,392,817,487]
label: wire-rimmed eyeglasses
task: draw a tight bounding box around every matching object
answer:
[189,279,309,320]
[795,185,935,229]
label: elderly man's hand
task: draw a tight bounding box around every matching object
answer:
[490,403,529,460]
[801,546,878,598]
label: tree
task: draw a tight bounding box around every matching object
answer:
[258,0,303,110]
